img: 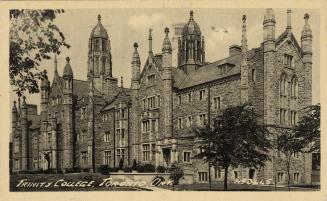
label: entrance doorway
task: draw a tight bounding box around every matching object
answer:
[249,169,255,179]
[162,148,171,167]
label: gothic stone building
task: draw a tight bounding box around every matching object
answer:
[11,9,314,184]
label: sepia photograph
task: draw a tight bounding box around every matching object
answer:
[5,4,321,194]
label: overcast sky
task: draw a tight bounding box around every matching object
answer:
[12,8,320,110]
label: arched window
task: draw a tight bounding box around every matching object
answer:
[291,76,298,99]
[279,73,288,125]
[102,57,106,75]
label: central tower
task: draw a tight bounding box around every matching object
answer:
[177,10,205,74]
[87,14,113,93]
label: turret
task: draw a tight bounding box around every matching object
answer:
[20,96,28,171]
[263,8,276,52]
[286,9,292,34]
[40,71,50,113]
[240,15,249,104]
[131,42,141,90]
[301,13,313,105]
[62,57,74,171]
[162,27,173,138]
[12,100,18,129]
[148,28,153,55]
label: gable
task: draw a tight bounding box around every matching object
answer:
[139,55,163,87]
[275,31,303,61]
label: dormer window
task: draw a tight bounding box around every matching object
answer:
[147,74,156,84]
[284,54,294,68]
[80,107,87,119]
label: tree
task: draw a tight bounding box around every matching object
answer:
[10,9,70,97]
[168,162,184,191]
[275,128,302,191]
[194,104,271,191]
[295,104,320,153]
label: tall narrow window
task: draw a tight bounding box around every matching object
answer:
[81,151,87,165]
[251,69,256,82]
[213,97,221,110]
[104,151,111,165]
[279,74,288,125]
[102,57,106,75]
[142,144,150,161]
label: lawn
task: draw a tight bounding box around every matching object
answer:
[10,173,150,191]
[160,182,320,191]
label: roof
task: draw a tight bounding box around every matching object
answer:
[58,77,102,97]
[103,87,131,110]
[275,30,303,55]
[90,15,108,39]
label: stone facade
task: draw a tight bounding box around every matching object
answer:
[11,9,315,185]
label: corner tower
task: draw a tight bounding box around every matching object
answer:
[88,14,114,93]
[178,10,205,74]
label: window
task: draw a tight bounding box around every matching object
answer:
[284,54,293,68]
[14,137,19,153]
[104,132,110,142]
[95,56,99,75]
[213,97,221,110]
[142,121,150,132]
[117,148,125,161]
[102,39,107,51]
[157,95,161,107]
[293,173,300,182]
[81,131,87,143]
[277,172,284,182]
[251,69,256,81]
[279,73,288,125]
[142,99,146,110]
[290,111,298,125]
[147,74,156,84]
[214,168,222,179]
[15,159,19,170]
[178,95,182,105]
[183,151,191,163]
[234,171,238,179]
[198,114,206,126]
[104,151,111,165]
[147,96,156,109]
[47,132,51,148]
[81,151,87,165]
[95,39,100,51]
[142,144,150,161]
[186,116,193,127]
[121,109,125,119]
[178,118,183,129]
[81,107,87,119]
[199,90,206,101]
[198,172,208,182]
[188,93,192,102]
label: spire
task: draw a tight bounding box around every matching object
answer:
[63,57,73,78]
[98,14,101,24]
[120,76,123,88]
[190,10,194,20]
[287,9,292,32]
[54,54,58,76]
[241,15,248,52]
[162,27,172,53]
[22,96,26,108]
[264,8,276,24]
[302,13,312,39]
[148,28,153,54]
[132,42,140,64]
[12,100,17,112]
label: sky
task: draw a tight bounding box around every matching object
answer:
[11,8,320,111]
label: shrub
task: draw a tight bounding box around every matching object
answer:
[137,163,155,173]
[81,168,89,173]
[123,167,132,172]
[168,162,184,186]
[98,165,110,175]
[108,167,119,172]
[156,166,166,173]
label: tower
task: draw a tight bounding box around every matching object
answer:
[62,57,74,171]
[263,8,276,125]
[178,10,205,74]
[40,71,50,113]
[88,14,114,93]
[162,27,173,138]
[301,13,313,106]
[131,42,140,162]
[240,15,249,104]
[20,96,28,171]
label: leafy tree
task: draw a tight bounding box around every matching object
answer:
[10,9,70,97]
[295,104,320,153]
[168,162,184,191]
[194,104,271,191]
